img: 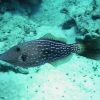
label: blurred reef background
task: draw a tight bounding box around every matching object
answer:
[0,0,100,100]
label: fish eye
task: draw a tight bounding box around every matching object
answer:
[20,54,27,62]
[15,47,21,52]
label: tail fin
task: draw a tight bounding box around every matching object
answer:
[76,36,100,60]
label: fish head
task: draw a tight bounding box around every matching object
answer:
[0,44,30,67]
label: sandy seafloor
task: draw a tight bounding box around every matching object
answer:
[0,0,100,100]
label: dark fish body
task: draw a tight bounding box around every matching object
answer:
[0,39,80,67]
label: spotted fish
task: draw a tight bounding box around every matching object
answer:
[0,39,80,67]
[0,36,100,67]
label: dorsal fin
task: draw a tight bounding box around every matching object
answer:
[40,33,68,43]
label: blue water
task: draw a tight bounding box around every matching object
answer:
[0,0,100,100]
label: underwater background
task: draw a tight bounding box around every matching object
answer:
[0,0,100,100]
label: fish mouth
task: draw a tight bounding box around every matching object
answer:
[0,54,4,61]
[0,53,10,62]
[0,53,15,65]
